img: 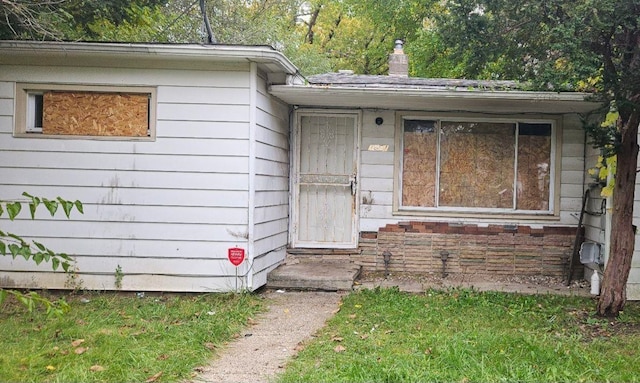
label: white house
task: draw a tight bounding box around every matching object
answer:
[0,40,636,298]
[0,41,299,292]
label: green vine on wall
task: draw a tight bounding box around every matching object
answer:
[0,192,83,316]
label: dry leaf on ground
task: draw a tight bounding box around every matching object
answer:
[334,345,346,353]
[90,365,105,372]
[145,371,163,382]
[71,339,85,347]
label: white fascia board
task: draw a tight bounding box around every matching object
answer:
[271,84,593,102]
[0,40,299,75]
[269,85,602,114]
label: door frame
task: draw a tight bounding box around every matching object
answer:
[290,109,361,249]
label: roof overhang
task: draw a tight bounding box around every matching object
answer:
[0,40,301,84]
[270,84,602,115]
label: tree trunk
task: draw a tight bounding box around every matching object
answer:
[304,7,320,44]
[597,112,640,317]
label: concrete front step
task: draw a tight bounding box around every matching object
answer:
[267,262,362,291]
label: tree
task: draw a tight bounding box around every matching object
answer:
[294,0,435,75]
[1,193,83,316]
[0,0,65,39]
[0,0,168,41]
[430,0,640,316]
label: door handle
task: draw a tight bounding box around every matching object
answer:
[350,177,357,196]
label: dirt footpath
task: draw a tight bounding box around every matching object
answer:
[190,290,342,383]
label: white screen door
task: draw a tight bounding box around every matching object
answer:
[293,112,358,248]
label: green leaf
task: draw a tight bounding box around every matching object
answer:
[23,192,41,219]
[74,200,84,214]
[33,252,44,265]
[28,203,37,219]
[25,296,35,312]
[58,197,73,218]
[33,241,46,252]
[19,245,32,261]
[0,203,4,217]
[42,199,58,216]
[16,294,29,309]
[0,241,5,255]
[6,202,22,220]
[0,230,5,236]
[9,244,19,258]
[52,257,60,271]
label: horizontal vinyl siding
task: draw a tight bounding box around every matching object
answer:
[359,110,398,231]
[560,115,586,217]
[0,271,244,292]
[251,73,289,284]
[0,65,251,88]
[582,139,606,246]
[358,110,587,232]
[0,64,253,292]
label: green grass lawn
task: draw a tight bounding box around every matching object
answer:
[278,287,640,383]
[0,292,263,383]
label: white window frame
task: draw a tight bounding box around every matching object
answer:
[14,83,157,141]
[26,92,44,133]
[394,113,560,217]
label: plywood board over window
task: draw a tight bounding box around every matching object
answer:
[516,123,552,211]
[14,83,156,140]
[397,115,556,215]
[402,120,437,207]
[439,122,515,209]
[43,92,149,136]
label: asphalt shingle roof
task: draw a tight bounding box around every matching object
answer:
[307,72,524,91]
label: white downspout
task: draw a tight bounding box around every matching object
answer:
[247,62,257,290]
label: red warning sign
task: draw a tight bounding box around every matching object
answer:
[228,247,245,266]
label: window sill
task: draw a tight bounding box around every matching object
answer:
[392,208,560,221]
[13,133,156,142]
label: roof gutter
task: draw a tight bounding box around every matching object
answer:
[273,84,593,102]
[269,84,602,114]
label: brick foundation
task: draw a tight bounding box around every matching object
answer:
[292,222,583,280]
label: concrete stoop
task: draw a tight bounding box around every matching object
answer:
[267,261,362,291]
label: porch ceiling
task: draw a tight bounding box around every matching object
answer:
[269,85,602,115]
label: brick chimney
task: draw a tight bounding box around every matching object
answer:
[388,39,408,77]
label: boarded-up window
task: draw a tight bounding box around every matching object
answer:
[15,83,156,139]
[42,92,149,137]
[401,118,553,213]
